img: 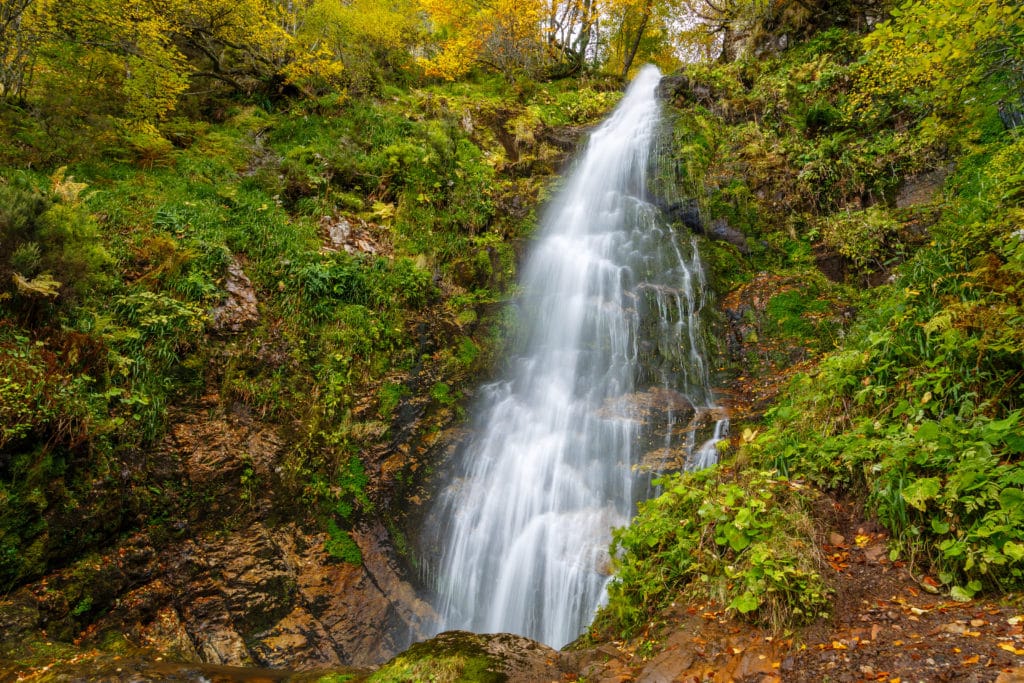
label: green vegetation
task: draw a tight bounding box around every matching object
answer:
[368,632,506,683]
[1,0,1023,672]
[0,2,627,598]
[598,0,1024,638]
[598,467,830,637]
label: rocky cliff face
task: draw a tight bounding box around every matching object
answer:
[0,390,439,676]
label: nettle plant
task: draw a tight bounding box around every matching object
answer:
[867,412,1024,599]
[599,466,831,637]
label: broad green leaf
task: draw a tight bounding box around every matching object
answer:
[1003,541,1024,562]
[916,421,941,442]
[902,477,941,511]
[1000,488,1024,510]
[949,585,974,602]
[729,592,760,613]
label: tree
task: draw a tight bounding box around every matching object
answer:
[35,0,190,120]
[604,0,686,77]
[289,0,420,94]
[0,0,44,100]
[416,0,553,80]
[849,0,1024,127]
[544,0,601,73]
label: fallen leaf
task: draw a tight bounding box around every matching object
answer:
[832,641,848,650]
[855,534,871,547]
[998,643,1024,655]
[962,654,980,664]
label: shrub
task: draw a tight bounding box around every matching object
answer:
[0,172,112,318]
[598,467,831,636]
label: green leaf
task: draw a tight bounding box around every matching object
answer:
[725,525,752,552]
[1000,488,1024,510]
[915,421,941,442]
[1003,541,1024,562]
[949,585,974,602]
[902,477,941,511]
[729,592,760,613]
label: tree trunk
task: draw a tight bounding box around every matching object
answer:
[620,0,652,79]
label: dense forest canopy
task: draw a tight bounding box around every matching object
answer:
[0,0,892,117]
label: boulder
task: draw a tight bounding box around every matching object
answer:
[374,630,574,682]
[707,218,750,254]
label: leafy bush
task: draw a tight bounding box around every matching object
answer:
[820,206,901,270]
[598,467,831,636]
[0,172,113,317]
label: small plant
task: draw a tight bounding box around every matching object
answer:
[820,206,901,271]
[240,464,257,507]
[378,382,409,419]
[325,520,363,565]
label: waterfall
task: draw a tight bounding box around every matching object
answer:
[426,65,726,648]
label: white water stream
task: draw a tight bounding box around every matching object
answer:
[427,65,726,648]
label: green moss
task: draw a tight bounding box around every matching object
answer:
[764,290,829,340]
[370,634,507,683]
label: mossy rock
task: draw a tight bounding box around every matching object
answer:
[369,631,570,683]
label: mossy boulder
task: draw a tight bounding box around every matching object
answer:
[369,631,571,683]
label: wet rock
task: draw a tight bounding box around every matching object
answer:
[814,244,850,283]
[896,168,948,209]
[279,520,436,665]
[211,259,259,333]
[250,605,342,669]
[48,518,437,670]
[320,215,387,256]
[600,387,695,421]
[0,589,40,645]
[659,198,702,231]
[996,668,1024,683]
[657,73,716,109]
[539,124,587,153]
[136,603,201,662]
[200,527,297,635]
[164,394,282,489]
[707,218,750,254]
[863,543,887,564]
[637,630,696,682]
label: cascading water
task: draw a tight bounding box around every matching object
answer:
[425,65,726,648]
